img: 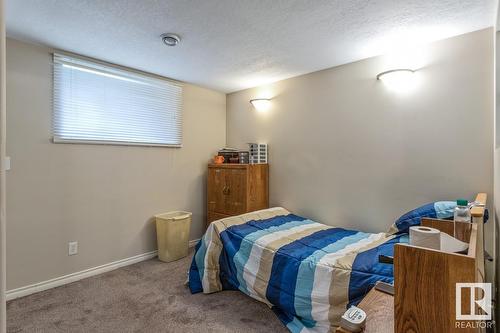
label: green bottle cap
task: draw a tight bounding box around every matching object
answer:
[457,199,468,206]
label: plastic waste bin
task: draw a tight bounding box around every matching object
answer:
[155,211,192,262]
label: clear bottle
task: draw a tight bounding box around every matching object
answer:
[453,199,471,238]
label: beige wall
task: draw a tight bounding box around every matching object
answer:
[0,0,6,329]
[6,28,496,291]
[495,30,499,320]
[227,29,494,270]
[6,38,226,290]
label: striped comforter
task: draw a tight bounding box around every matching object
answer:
[189,208,407,332]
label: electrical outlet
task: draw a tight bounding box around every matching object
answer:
[68,241,78,256]
[4,157,10,171]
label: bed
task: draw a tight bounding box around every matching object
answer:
[188,207,409,332]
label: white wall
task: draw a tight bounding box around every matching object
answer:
[6,38,226,290]
[227,29,495,275]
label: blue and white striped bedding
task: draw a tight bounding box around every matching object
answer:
[189,207,407,332]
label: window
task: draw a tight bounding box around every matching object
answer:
[53,53,183,147]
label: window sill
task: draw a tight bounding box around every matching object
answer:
[52,137,182,148]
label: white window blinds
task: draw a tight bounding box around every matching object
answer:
[53,53,183,147]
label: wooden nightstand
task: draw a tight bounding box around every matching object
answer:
[336,288,394,333]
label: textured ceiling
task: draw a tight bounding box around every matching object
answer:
[6,0,497,93]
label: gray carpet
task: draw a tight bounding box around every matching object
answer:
[7,251,288,333]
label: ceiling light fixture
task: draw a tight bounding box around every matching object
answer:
[250,98,271,112]
[161,33,181,46]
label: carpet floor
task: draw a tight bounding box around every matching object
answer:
[7,251,289,333]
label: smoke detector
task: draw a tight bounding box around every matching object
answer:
[161,33,181,46]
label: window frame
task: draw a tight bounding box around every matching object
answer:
[52,52,184,148]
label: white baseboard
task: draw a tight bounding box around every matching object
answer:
[7,238,201,301]
[189,238,201,248]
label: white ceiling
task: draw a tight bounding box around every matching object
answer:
[6,0,497,93]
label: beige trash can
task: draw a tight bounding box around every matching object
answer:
[155,211,192,262]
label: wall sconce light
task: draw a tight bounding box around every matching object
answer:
[250,98,272,112]
[376,69,417,93]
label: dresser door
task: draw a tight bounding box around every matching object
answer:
[224,168,247,215]
[208,167,227,214]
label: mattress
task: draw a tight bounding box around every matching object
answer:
[189,207,407,333]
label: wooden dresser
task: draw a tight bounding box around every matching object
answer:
[207,163,268,226]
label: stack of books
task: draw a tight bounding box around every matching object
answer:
[217,148,249,164]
